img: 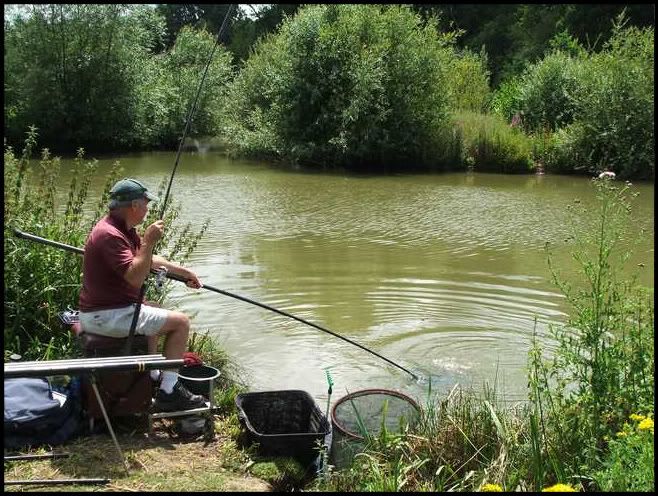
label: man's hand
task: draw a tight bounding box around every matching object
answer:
[184,269,203,289]
[144,220,165,245]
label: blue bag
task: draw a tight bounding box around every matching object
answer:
[4,377,81,449]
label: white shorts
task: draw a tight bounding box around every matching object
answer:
[79,304,169,338]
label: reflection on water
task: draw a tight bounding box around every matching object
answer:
[52,152,654,405]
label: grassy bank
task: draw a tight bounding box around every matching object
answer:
[454,110,535,173]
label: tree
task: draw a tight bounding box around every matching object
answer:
[4,5,154,152]
[223,4,471,170]
[155,4,240,50]
[411,4,654,86]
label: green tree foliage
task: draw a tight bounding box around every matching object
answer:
[229,4,301,63]
[413,4,654,86]
[4,5,158,152]
[139,26,234,149]
[155,4,239,50]
[444,48,491,112]
[494,50,583,133]
[223,4,478,170]
[565,22,654,179]
[4,5,233,153]
[491,20,654,180]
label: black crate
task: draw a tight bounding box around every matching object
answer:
[235,390,330,462]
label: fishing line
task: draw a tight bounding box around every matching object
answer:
[160,4,235,219]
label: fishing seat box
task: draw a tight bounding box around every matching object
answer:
[69,322,153,421]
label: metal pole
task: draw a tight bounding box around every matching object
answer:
[4,359,185,378]
[9,354,166,366]
[4,453,70,462]
[90,374,130,476]
[4,478,110,486]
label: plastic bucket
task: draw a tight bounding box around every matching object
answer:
[178,365,220,398]
[330,389,421,469]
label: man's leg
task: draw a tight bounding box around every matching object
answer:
[151,310,205,411]
[147,335,159,354]
[156,311,190,360]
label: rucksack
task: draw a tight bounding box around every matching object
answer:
[4,376,82,449]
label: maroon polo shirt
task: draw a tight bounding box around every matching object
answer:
[79,212,145,311]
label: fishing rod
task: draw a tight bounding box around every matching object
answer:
[125,4,236,355]
[12,228,419,380]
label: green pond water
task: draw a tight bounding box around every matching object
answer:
[50,151,654,404]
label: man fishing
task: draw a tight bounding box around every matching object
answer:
[78,178,206,412]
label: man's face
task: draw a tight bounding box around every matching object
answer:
[131,197,150,223]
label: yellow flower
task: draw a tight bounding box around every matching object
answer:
[542,483,577,492]
[629,413,646,422]
[638,418,654,432]
[616,431,627,437]
[481,483,503,492]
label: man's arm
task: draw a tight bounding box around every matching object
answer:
[123,239,157,288]
[123,220,164,289]
[152,255,202,288]
[151,255,187,277]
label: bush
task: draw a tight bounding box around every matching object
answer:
[559,23,654,179]
[445,48,491,113]
[4,6,233,153]
[4,6,159,152]
[496,50,583,133]
[223,4,474,171]
[489,79,523,123]
[494,21,654,180]
[137,26,234,149]
[3,130,209,360]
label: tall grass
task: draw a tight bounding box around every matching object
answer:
[453,111,534,173]
[528,178,654,489]
[319,379,532,492]
[4,130,210,360]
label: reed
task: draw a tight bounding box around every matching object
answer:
[453,110,534,173]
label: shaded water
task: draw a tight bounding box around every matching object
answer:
[53,151,654,405]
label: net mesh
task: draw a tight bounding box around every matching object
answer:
[333,390,420,438]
